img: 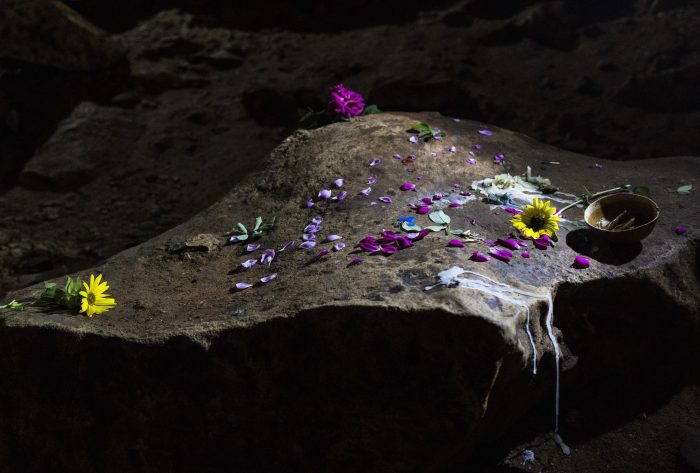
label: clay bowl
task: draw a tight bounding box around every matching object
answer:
[584,193,660,243]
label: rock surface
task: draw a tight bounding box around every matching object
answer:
[1,112,698,472]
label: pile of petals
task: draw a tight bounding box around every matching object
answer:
[357,229,430,256]
[328,84,364,118]
[300,215,323,249]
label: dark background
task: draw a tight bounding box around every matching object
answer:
[0,0,698,295]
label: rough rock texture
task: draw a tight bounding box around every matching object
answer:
[1,113,698,472]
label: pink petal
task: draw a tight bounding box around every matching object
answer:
[470,251,489,262]
[400,182,416,191]
[417,206,431,215]
[496,238,520,250]
[489,249,512,262]
[448,202,461,207]
[572,256,590,269]
[448,239,465,248]
[533,236,551,250]
[521,251,530,258]
[433,193,443,200]
[421,197,433,205]
[318,249,330,256]
[504,207,521,215]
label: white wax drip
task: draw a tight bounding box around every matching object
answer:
[425,267,564,436]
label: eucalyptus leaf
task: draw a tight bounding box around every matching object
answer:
[425,225,447,232]
[401,222,422,232]
[237,223,247,234]
[254,216,263,231]
[429,210,451,225]
[450,229,464,235]
[236,234,249,241]
[677,184,693,194]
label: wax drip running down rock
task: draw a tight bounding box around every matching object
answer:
[425,267,570,455]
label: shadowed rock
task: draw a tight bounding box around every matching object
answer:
[1,113,699,472]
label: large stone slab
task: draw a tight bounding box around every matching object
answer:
[1,112,698,472]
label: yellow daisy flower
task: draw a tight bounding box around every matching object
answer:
[79,274,116,317]
[511,197,560,238]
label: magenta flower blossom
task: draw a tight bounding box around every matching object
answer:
[470,251,489,262]
[400,182,416,191]
[572,256,590,269]
[447,239,465,248]
[329,84,365,118]
[675,226,686,235]
[490,249,513,263]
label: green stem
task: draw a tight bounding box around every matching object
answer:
[555,185,630,216]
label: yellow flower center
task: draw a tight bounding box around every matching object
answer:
[88,293,96,304]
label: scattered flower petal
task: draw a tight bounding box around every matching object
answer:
[595,163,603,169]
[421,197,433,205]
[504,207,521,215]
[304,224,320,233]
[400,182,416,191]
[312,216,323,225]
[533,236,552,250]
[467,158,477,165]
[453,183,461,188]
[318,189,332,200]
[245,243,261,253]
[360,187,372,196]
[470,251,489,262]
[299,241,317,249]
[370,158,381,166]
[572,256,590,269]
[379,196,393,203]
[370,201,377,206]
[494,154,505,165]
[333,242,346,251]
[417,206,431,215]
[367,175,376,184]
[260,248,275,265]
[521,251,530,258]
[280,240,295,251]
[333,178,344,188]
[306,200,315,208]
[381,244,398,255]
[448,202,461,207]
[449,146,456,153]
[302,233,316,241]
[460,191,471,196]
[242,259,257,269]
[490,249,512,262]
[318,249,330,256]
[325,235,342,242]
[260,273,278,283]
[337,190,348,201]
[409,136,418,143]
[474,143,482,150]
[484,239,496,246]
[675,226,686,235]
[431,152,438,157]
[235,282,252,290]
[349,258,363,265]
[497,238,520,250]
[447,239,465,248]
[478,129,493,136]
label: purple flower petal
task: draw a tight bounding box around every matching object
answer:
[333,242,346,251]
[306,200,315,208]
[409,136,418,143]
[325,234,342,242]
[378,196,392,203]
[302,233,316,241]
[359,241,381,253]
[521,251,530,258]
[497,238,520,250]
[452,118,461,122]
[360,187,372,196]
[245,243,261,253]
[449,146,456,153]
[470,251,489,262]
[241,259,257,269]
[337,190,348,201]
[381,244,398,255]
[333,178,344,188]
[467,158,477,165]
[304,224,320,233]
[370,158,381,166]
[453,183,461,188]
[367,176,376,184]
[349,258,363,265]
[493,154,505,165]
[312,216,323,225]
[595,163,603,169]
[421,197,433,205]
[484,239,496,247]
[676,226,687,235]
[299,241,317,249]
[280,240,295,251]
[417,206,431,215]
[490,249,512,263]
[370,201,377,206]
[318,249,330,256]
[431,152,438,157]
[447,239,465,248]
[260,273,278,283]
[235,282,253,290]
[478,129,493,136]
[533,236,552,250]
[504,207,521,215]
[433,193,443,201]
[400,182,416,191]
[448,202,461,207]
[474,143,482,150]
[260,248,276,265]
[318,189,332,200]
[469,218,478,225]
[572,256,590,269]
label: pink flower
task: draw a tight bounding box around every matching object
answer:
[328,84,365,118]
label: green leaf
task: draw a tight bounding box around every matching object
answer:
[362,104,381,115]
[254,216,263,231]
[429,210,451,225]
[236,234,249,241]
[0,299,26,311]
[424,225,446,232]
[401,222,422,232]
[450,229,464,235]
[409,122,430,132]
[632,186,650,197]
[677,184,693,194]
[237,223,247,234]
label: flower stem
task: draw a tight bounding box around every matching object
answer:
[555,185,630,216]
